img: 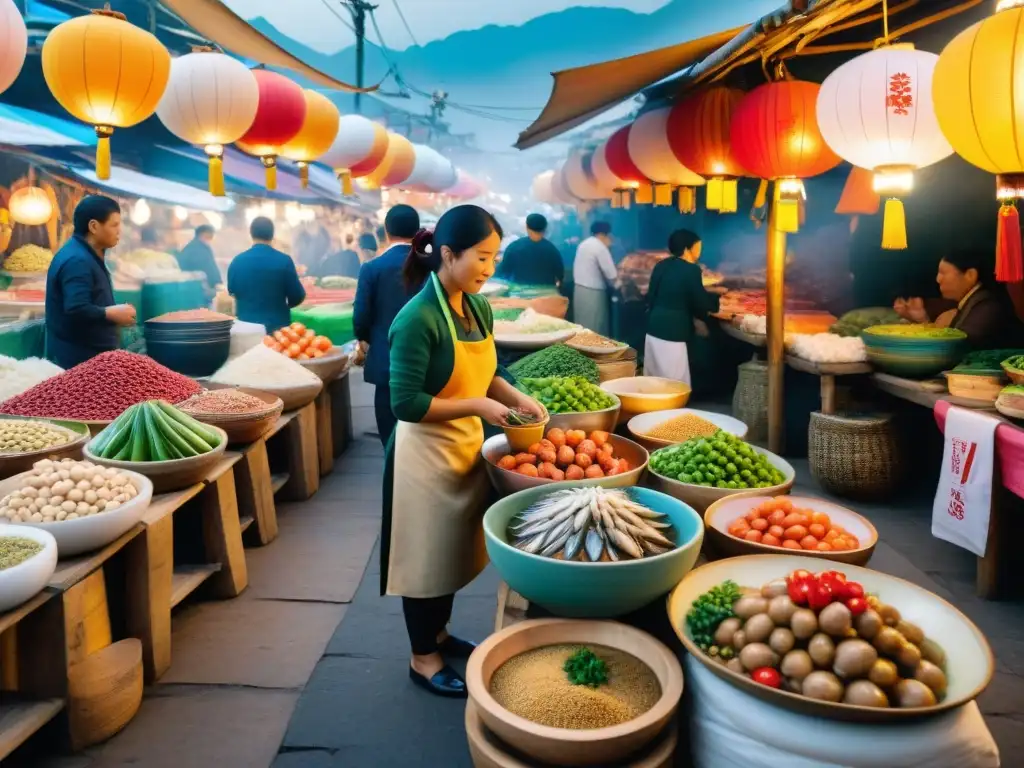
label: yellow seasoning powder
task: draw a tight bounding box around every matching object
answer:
[488,644,661,730]
[644,414,719,443]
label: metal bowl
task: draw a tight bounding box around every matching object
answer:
[546,394,621,434]
[298,347,350,383]
[482,432,649,496]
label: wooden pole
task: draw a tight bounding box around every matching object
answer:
[767,182,787,453]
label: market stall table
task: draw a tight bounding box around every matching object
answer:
[786,355,871,415]
[873,373,996,412]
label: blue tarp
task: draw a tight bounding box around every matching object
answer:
[0,102,96,146]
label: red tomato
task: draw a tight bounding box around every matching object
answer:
[752,667,782,688]
[819,570,847,584]
[787,579,810,605]
[846,597,868,616]
[817,571,847,594]
[788,569,813,584]
[289,322,306,334]
[842,581,865,601]
[807,581,834,611]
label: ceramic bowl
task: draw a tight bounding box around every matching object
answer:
[84,426,227,493]
[494,329,578,349]
[666,554,995,722]
[298,347,350,382]
[466,619,684,766]
[861,329,968,378]
[645,445,795,514]
[483,485,704,617]
[180,387,284,445]
[0,468,152,557]
[0,524,57,611]
[0,416,91,477]
[703,492,878,565]
[482,433,649,496]
[600,377,691,414]
[546,396,621,434]
[146,337,231,378]
[627,408,749,452]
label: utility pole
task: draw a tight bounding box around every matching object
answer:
[343,0,378,115]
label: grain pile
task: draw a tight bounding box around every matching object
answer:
[489,644,660,730]
[178,389,270,415]
[570,330,624,348]
[643,413,719,443]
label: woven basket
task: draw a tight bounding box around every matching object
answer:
[597,347,637,382]
[732,360,768,444]
[808,411,900,499]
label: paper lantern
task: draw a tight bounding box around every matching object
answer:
[604,126,654,206]
[403,145,455,192]
[730,80,841,232]
[668,87,747,212]
[589,143,625,202]
[551,163,582,205]
[0,0,27,96]
[934,2,1024,281]
[818,46,952,249]
[628,107,704,211]
[320,115,389,195]
[42,9,171,180]
[280,90,340,189]
[563,150,609,201]
[531,170,557,204]
[236,70,306,191]
[156,50,259,196]
[423,152,457,193]
[362,133,415,189]
[9,186,53,226]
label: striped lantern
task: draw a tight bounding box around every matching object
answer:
[320,114,389,195]
[236,70,307,191]
[563,149,608,201]
[628,107,705,212]
[551,162,581,205]
[603,125,654,206]
[362,132,416,189]
[279,90,341,189]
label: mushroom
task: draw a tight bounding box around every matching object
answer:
[739,643,777,672]
[761,579,789,599]
[818,602,853,637]
[780,650,814,681]
[853,609,883,641]
[843,680,889,708]
[914,660,948,698]
[801,671,844,702]
[868,658,899,688]
[714,618,742,648]
[790,609,819,640]
[894,678,937,708]
[733,596,769,620]
[769,627,796,656]
[767,595,798,626]
[808,633,836,668]
[833,639,878,680]
[743,614,775,644]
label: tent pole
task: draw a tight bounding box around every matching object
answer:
[766,181,787,454]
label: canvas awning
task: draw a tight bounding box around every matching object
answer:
[515,25,743,150]
[158,0,377,92]
[67,164,235,212]
[0,103,95,147]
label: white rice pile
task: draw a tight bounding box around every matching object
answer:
[229,320,267,360]
[0,355,63,403]
[209,344,320,388]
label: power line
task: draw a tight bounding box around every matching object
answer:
[318,0,356,35]
[391,0,419,48]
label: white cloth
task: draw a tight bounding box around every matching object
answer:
[572,236,617,290]
[932,406,998,557]
[686,656,1000,768]
[643,335,690,385]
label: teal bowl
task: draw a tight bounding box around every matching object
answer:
[862,331,968,378]
[483,485,705,617]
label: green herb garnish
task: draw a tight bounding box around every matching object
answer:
[686,580,743,651]
[563,648,609,688]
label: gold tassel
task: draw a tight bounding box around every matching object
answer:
[882,197,908,250]
[621,190,632,210]
[299,162,309,189]
[209,155,225,197]
[95,126,113,180]
[677,187,693,213]
[654,184,672,207]
[754,179,768,209]
[265,160,277,191]
[611,191,621,209]
[634,183,653,205]
[721,179,738,213]
[341,171,354,196]
[777,200,800,233]
[706,178,723,211]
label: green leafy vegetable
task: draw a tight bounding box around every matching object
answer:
[509,344,599,384]
[563,648,609,688]
[686,580,743,652]
[1003,355,1024,372]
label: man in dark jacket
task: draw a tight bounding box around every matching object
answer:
[46,196,136,369]
[176,224,221,300]
[352,204,420,445]
[496,213,564,287]
[314,234,361,279]
[227,217,306,334]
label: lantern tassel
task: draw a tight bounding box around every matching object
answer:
[882,198,908,250]
[776,199,800,234]
[754,179,768,209]
[720,179,738,214]
[996,202,1024,283]
[265,161,277,191]
[654,184,672,207]
[298,162,309,189]
[95,126,113,181]
[209,155,225,197]
[634,184,653,205]
[678,187,695,214]
[340,171,353,196]
[706,179,723,211]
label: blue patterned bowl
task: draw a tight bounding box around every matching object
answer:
[862,327,968,378]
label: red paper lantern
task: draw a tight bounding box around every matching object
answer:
[236,69,306,191]
[667,87,747,212]
[603,126,654,206]
[730,79,841,232]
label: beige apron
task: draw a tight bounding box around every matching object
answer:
[385,274,497,598]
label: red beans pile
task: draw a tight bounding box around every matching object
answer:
[0,350,201,421]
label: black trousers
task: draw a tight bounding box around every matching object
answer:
[402,594,455,655]
[373,384,397,448]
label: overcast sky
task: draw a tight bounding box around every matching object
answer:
[224,0,672,53]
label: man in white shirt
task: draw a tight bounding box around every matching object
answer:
[572,221,617,336]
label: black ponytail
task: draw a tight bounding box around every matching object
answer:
[401,205,503,292]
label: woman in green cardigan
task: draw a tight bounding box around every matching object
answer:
[381,205,545,699]
[644,229,720,383]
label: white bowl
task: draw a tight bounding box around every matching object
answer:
[0,469,153,558]
[494,329,578,349]
[0,525,57,611]
[628,408,749,451]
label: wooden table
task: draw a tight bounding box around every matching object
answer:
[872,372,996,411]
[786,355,871,415]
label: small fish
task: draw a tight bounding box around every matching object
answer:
[520,531,547,554]
[608,527,643,559]
[584,528,604,562]
[573,503,591,531]
[641,538,672,556]
[605,539,620,561]
[541,525,574,557]
[564,529,584,560]
[541,516,574,548]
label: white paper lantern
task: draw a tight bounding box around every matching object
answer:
[628,107,704,188]
[424,153,457,192]
[817,46,953,248]
[589,142,624,199]
[156,51,259,195]
[531,170,556,203]
[551,162,581,205]
[320,114,389,194]
[0,0,27,96]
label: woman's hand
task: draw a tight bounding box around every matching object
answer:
[895,297,928,323]
[693,318,710,338]
[512,392,547,422]
[475,398,512,427]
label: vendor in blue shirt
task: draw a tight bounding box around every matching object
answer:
[227,216,306,335]
[45,195,137,369]
[495,213,564,288]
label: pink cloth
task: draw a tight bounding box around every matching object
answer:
[935,400,1024,499]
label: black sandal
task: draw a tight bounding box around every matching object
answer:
[408,664,468,698]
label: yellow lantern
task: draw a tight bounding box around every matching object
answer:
[933,0,1024,281]
[362,133,415,189]
[9,186,54,226]
[42,8,170,180]
[279,90,341,189]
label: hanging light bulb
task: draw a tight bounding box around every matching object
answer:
[9,187,53,226]
[173,205,189,221]
[131,199,151,226]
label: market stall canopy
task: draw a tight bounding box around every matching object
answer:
[67,163,234,212]
[0,102,95,147]
[157,0,376,92]
[515,25,743,150]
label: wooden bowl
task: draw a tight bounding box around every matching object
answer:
[206,378,321,412]
[627,408,749,452]
[565,339,629,360]
[466,619,683,767]
[465,698,677,768]
[482,433,648,496]
[666,554,994,722]
[600,378,690,415]
[495,329,578,350]
[84,426,228,493]
[702,492,878,565]
[645,446,796,514]
[179,387,284,445]
[0,415,91,477]
[298,347,350,382]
